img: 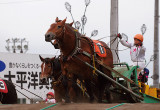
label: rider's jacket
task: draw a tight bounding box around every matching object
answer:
[120,39,146,62]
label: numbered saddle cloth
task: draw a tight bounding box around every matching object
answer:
[0,79,8,93]
[93,40,107,57]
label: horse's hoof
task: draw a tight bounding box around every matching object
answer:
[89,97,94,103]
[89,100,94,103]
[98,100,102,103]
[60,101,66,105]
[71,101,74,103]
[65,100,71,103]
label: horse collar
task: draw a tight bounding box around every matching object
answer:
[69,32,80,56]
[62,31,81,61]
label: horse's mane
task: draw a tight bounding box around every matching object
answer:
[57,20,62,22]
[44,58,51,64]
[53,57,61,71]
[65,23,82,37]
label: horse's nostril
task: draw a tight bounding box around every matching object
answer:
[45,33,55,42]
[45,34,50,38]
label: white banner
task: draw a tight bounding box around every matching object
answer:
[0,52,54,101]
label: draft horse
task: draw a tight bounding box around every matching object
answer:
[45,17,113,103]
[39,55,82,102]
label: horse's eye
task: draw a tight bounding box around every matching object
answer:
[48,66,51,68]
[57,25,61,29]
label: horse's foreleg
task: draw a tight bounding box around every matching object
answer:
[103,69,113,103]
[68,79,77,102]
[70,76,78,102]
[62,75,70,103]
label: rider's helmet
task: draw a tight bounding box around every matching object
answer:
[134,34,143,42]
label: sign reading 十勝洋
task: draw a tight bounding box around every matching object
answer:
[0,52,54,102]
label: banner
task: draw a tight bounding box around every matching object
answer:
[0,52,54,101]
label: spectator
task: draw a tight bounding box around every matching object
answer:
[45,92,56,103]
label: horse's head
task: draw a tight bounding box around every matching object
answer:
[45,17,66,42]
[45,17,74,42]
[39,55,55,83]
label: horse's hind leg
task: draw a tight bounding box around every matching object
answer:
[104,81,113,103]
[98,66,113,103]
[97,73,106,103]
[103,69,113,103]
[85,80,94,103]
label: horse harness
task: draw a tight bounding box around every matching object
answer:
[44,57,63,86]
[54,24,113,77]
[58,26,101,73]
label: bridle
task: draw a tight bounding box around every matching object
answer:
[52,22,66,41]
[41,59,53,79]
[43,58,62,80]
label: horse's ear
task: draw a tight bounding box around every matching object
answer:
[69,22,74,26]
[61,18,66,25]
[55,17,59,22]
[50,57,55,62]
[39,55,44,62]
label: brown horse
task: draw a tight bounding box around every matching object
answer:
[39,55,65,102]
[45,17,113,103]
[39,55,87,102]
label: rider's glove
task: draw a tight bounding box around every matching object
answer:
[117,33,122,39]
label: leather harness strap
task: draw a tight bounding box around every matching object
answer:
[69,32,80,57]
[61,29,94,61]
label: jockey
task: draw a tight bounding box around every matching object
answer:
[117,33,146,78]
[45,92,56,103]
